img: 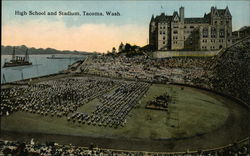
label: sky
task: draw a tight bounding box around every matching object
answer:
[2,0,250,53]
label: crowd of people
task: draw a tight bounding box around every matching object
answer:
[0,139,249,156]
[80,55,213,86]
[211,38,250,103]
[1,37,249,155]
[146,92,172,111]
[80,37,249,105]
[67,81,150,128]
[1,77,120,118]
[1,76,151,128]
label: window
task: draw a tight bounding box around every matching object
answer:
[160,31,162,34]
[184,26,186,28]
[226,21,229,24]
[173,36,178,40]
[214,21,217,25]
[163,41,165,44]
[174,26,179,28]
[211,28,216,38]
[173,30,178,34]
[163,31,165,34]
[220,21,223,25]
[219,29,225,38]
[163,26,165,29]
[203,28,208,38]
[163,37,165,40]
[190,25,194,28]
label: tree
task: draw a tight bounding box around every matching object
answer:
[118,42,124,53]
[112,47,116,53]
[124,43,132,51]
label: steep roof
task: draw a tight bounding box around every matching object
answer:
[154,13,172,22]
[212,7,231,17]
[152,7,230,24]
[217,9,226,16]
[184,17,209,24]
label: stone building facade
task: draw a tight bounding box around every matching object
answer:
[149,6,232,51]
[232,26,250,43]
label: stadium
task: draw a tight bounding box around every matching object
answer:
[1,35,249,155]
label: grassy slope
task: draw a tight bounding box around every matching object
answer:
[1,84,229,140]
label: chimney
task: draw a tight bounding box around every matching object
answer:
[179,7,184,22]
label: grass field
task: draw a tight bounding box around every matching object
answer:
[1,83,230,140]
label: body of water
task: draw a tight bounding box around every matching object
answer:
[1,55,84,84]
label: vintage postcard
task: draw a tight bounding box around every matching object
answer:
[1,0,249,155]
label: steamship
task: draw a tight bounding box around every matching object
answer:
[3,47,32,68]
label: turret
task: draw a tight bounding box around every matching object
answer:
[224,6,232,18]
[150,15,155,23]
[179,7,184,22]
[211,6,215,14]
[150,15,156,33]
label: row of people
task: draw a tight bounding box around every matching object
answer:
[1,77,121,117]
[68,82,150,128]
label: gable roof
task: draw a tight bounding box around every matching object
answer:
[217,9,226,16]
[154,14,172,23]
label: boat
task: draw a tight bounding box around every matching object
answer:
[47,55,81,59]
[3,48,32,68]
[3,47,32,68]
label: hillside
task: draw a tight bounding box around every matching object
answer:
[1,45,93,55]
